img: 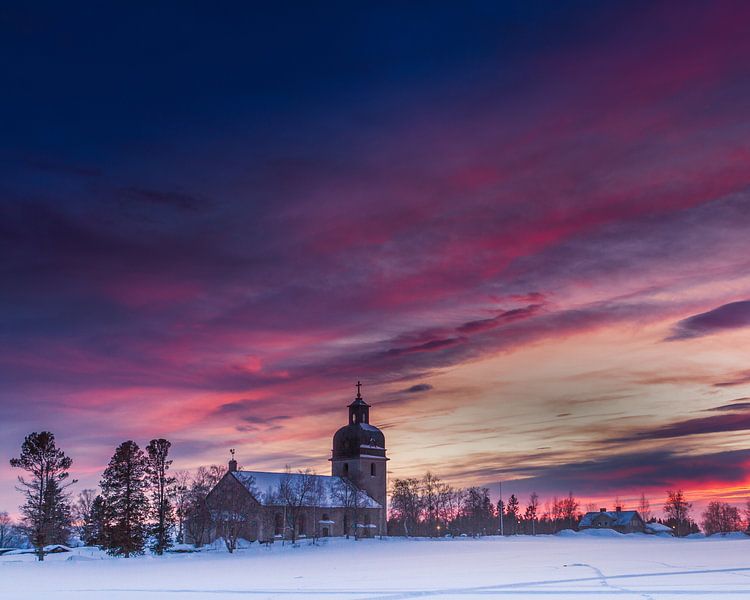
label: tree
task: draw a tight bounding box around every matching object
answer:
[73,489,97,544]
[211,475,256,552]
[9,431,75,560]
[100,441,149,556]
[334,474,365,539]
[389,478,421,537]
[561,492,579,530]
[145,439,176,554]
[525,492,539,535]
[664,490,692,537]
[702,501,743,535]
[638,492,652,522]
[276,468,319,543]
[421,472,442,536]
[171,470,191,544]
[84,495,111,547]
[460,487,495,536]
[505,494,520,535]
[185,465,226,547]
[0,511,21,548]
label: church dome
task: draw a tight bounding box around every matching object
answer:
[331,384,386,460]
[332,421,386,459]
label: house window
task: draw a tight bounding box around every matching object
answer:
[370,463,376,476]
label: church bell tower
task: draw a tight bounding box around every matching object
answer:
[331,382,388,525]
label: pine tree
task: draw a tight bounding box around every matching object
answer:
[100,441,149,557]
[9,432,75,561]
[145,438,176,554]
[525,492,539,535]
[83,495,110,547]
[506,494,520,535]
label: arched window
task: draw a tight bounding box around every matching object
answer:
[370,463,376,477]
[343,462,349,476]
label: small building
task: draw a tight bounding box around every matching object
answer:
[579,507,645,534]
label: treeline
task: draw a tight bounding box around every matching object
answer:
[387,474,727,538]
[2,431,227,560]
[387,472,581,536]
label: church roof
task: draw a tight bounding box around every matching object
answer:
[579,510,642,527]
[230,470,381,509]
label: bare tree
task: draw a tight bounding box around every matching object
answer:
[702,501,743,535]
[389,477,421,537]
[72,489,96,543]
[276,468,319,543]
[334,475,364,539]
[185,465,227,547]
[0,512,19,548]
[664,490,692,537]
[561,492,579,530]
[211,475,257,552]
[171,470,191,544]
[638,492,652,522]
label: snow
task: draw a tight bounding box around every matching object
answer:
[2,535,750,599]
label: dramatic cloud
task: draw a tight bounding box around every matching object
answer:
[2,2,750,510]
[612,409,750,443]
[667,301,750,341]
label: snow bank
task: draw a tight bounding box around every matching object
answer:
[2,535,750,599]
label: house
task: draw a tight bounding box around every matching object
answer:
[579,507,645,533]
[201,383,388,543]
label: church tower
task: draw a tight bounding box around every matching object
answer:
[331,382,388,529]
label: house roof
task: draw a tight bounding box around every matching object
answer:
[579,510,641,527]
[230,471,381,509]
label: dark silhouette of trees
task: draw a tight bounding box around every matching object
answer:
[664,490,692,537]
[0,511,22,548]
[100,441,149,556]
[9,432,75,560]
[389,477,421,536]
[145,439,176,554]
[460,487,495,536]
[505,494,520,535]
[185,465,226,547]
[702,501,743,535]
[524,492,539,535]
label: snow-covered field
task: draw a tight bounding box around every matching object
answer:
[2,531,749,599]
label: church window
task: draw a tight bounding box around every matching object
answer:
[299,514,306,535]
[343,462,349,476]
[370,463,376,476]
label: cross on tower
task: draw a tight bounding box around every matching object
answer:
[230,448,235,458]
[356,380,362,397]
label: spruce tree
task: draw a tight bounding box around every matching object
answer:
[100,441,149,557]
[82,495,110,548]
[145,438,176,554]
[9,431,75,561]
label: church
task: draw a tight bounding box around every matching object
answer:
[203,383,388,542]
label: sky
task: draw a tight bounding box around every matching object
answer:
[2,1,750,518]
